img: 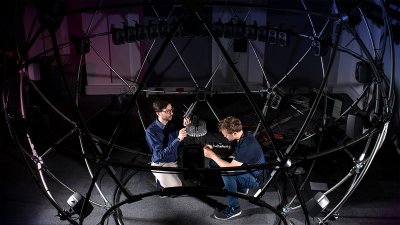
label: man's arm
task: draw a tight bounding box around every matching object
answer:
[203,144,243,167]
[145,128,180,159]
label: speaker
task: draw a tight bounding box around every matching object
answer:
[257,26,267,42]
[312,40,321,56]
[278,32,287,46]
[182,144,204,179]
[268,29,277,44]
[305,192,330,217]
[355,61,373,83]
[72,37,90,54]
[346,114,364,138]
[111,25,125,45]
[67,192,93,219]
[233,38,247,52]
[124,25,136,42]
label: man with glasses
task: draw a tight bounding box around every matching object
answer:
[203,116,266,220]
[145,99,191,188]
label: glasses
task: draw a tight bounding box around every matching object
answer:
[160,108,174,114]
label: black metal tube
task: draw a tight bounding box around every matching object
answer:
[195,12,282,160]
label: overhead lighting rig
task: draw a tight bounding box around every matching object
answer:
[109,19,289,48]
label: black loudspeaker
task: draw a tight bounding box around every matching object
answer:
[305,192,330,217]
[278,32,287,46]
[124,25,136,42]
[355,61,373,83]
[268,29,277,44]
[182,144,204,179]
[257,26,267,42]
[234,38,247,52]
[312,40,321,56]
[346,114,364,138]
[111,25,125,45]
[67,192,93,219]
[75,37,90,54]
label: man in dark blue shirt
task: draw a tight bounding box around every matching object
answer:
[203,116,266,220]
[145,99,190,187]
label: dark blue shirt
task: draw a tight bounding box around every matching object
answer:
[234,131,265,176]
[145,119,180,163]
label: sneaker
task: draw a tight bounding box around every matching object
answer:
[158,193,168,198]
[214,206,242,220]
[237,188,249,195]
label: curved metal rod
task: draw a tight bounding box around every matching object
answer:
[40,163,106,208]
[285,124,327,210]
[101,10,191,202]
[74,54,84,106]
[46,20,135,208]
[321,122,389,223]
[381,0,396,103]
[14,137,79,225]
[74,0,105,106]
[64,1,339,21]
[298,127,379,162]
[248,40,270,88]
[136,100,147,132]
[284,21,343,158]
[41,127,78,159]
[100,186,289,225]
[135,39,157,83]
[271,46,312,90]
[205,99,221,121]
[19,71,55,201]
[205,40,234,89]
[324,134,374,197]
[78,133,111,207]
[196,11,281,158]
[359,8,377,59]
[91,133,151,157]
[253,97,270,135]
[170,40,199,88]
[205,7,252,89]
[346,26,390,116]
[89,43,132,87]
[334,82,372,122]
[334,44,368,62]
[28,80,76,125]
[300,0,317,36]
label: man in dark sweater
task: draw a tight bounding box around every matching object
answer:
[203,116,266,220]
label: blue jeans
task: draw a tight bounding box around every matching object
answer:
[209,160,260,208]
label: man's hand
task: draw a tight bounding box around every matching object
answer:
[183,118,191,127]
[203,144,216,159]
[178,128,187,141]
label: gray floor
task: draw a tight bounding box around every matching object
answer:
[2,135,400,225]
[1,94,400,225]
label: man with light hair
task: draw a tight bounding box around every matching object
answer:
[204,116,266,220]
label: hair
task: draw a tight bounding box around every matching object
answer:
[218,116,242,134]
[153,99,171,112]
